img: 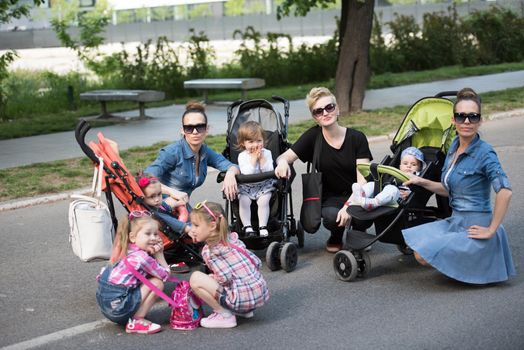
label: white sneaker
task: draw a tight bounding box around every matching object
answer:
[259,227,269,237]
[200,312,237,328]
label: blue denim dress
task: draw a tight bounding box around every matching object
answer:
[96,265,142,325]
[402,134,516,284]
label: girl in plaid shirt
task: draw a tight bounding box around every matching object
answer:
[189,201,269,328]
[96,211,170,334]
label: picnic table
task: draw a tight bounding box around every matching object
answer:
[80,90,165,120]
[183,78,265,103]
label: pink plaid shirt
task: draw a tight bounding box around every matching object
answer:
[202,232,269,312]
[101,244,170,287]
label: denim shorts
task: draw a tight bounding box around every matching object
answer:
[214,286,232,311]
[96,266,142,325]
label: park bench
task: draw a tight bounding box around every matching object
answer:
[80,90,165,120]
[183,78,265,103]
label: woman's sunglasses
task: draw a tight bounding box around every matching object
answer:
[312,103,336,118]
[194,200,219,221]
[454,112,481,124]
[129,210,152,220]
[183,123,207,134]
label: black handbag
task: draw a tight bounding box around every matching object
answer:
[300,132,323,233]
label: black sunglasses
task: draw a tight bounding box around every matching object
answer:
[312,103,336,118]
[183,123,207,134]
[454,112,481,124]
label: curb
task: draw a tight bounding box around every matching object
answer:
[1,109,523,212]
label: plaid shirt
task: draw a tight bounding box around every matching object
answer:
[202,232,269,312]
[100,244,170,287]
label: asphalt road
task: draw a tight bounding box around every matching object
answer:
[1,115,523,350]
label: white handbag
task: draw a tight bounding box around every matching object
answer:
[68,157,115,262]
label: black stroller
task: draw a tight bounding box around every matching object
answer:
[333,92,457,281]
[218,96,304,272]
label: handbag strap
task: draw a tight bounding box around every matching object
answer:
[229,242,257,267]
[307,129,323,173]
[123,258,180,308]
[91,156,104,203]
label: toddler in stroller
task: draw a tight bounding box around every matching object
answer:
[219,96,303,272]
[333,92,457,281]
[351,147,426,211]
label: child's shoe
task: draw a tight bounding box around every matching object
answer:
[243,225,256,238]
[259,226,269,237]
[200,311,237,328]
[170,262,190,274]
[125,318,162,334]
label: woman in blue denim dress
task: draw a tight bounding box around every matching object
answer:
[145,101,240,235]
[402,88,515,284]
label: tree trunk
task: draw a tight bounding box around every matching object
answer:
[335,0,375,114]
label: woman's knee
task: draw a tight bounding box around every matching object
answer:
[321,206,339,230]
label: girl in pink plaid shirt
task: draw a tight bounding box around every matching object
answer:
[189,201,269,328]
[96,211,170,334]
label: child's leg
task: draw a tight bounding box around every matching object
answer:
[256,192,272,237]
[190,271,237,328]
[189,271,226,313]
[362,185,400,211]
[238,195,254,234]
[134,277,164,319]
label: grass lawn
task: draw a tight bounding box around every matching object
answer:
[1,61,523,140]
[1,86,523,203]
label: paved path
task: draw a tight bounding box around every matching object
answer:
[1,70,523,169]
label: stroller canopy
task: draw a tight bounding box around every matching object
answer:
[391,97,455,154]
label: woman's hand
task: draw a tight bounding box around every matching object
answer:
[467,225,495,240]
[275,158,291,179]
[336,206,350,227]
[222,167,239,201]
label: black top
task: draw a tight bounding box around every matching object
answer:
[292,126,373,196]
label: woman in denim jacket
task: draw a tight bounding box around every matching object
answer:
[145,101,240,235]
[402,88,515,284]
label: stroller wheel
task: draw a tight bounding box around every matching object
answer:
[280,242,298,273]
[266,241,281,271]
[357,251,372,278]
[397,244,414,255]
[333,250,358,282]
[296,221,305,248]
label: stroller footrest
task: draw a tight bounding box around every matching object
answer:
[346,230,376,250]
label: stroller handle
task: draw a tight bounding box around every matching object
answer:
[75,119,99,164]
[217,170,277,184]
[435,91,458,98]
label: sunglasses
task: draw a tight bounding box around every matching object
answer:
[129,210,152,220]
[194,200,220,222]
[183,123,207,134]
[312,103,336,118]
[454,112,481,124]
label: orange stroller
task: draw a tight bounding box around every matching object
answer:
[75,119,203,266]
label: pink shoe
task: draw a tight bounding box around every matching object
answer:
[200,312,237,328]
[125,318,162,334]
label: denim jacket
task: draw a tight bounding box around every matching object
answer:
[145,138,237,198]
[442,134,512,212]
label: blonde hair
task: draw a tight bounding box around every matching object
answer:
[190,201,229,247]
[454,87,481,114]
[236,121,265,150]
[111,214,158,263]
[306,87,337,113]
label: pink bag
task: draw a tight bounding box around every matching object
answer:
[169,280,203,330]
[124,259,203,330]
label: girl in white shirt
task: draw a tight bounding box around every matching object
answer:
[236,121,276,237]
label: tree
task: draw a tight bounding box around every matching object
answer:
[0,0,45,121]
[278,0,375,114]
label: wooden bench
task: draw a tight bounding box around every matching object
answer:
[183,78,265,103]
[80,90,165,120]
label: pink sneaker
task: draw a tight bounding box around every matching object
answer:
[125,318,162,334]
[200,312,237,328]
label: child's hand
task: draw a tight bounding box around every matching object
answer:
[147,239,164,255]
